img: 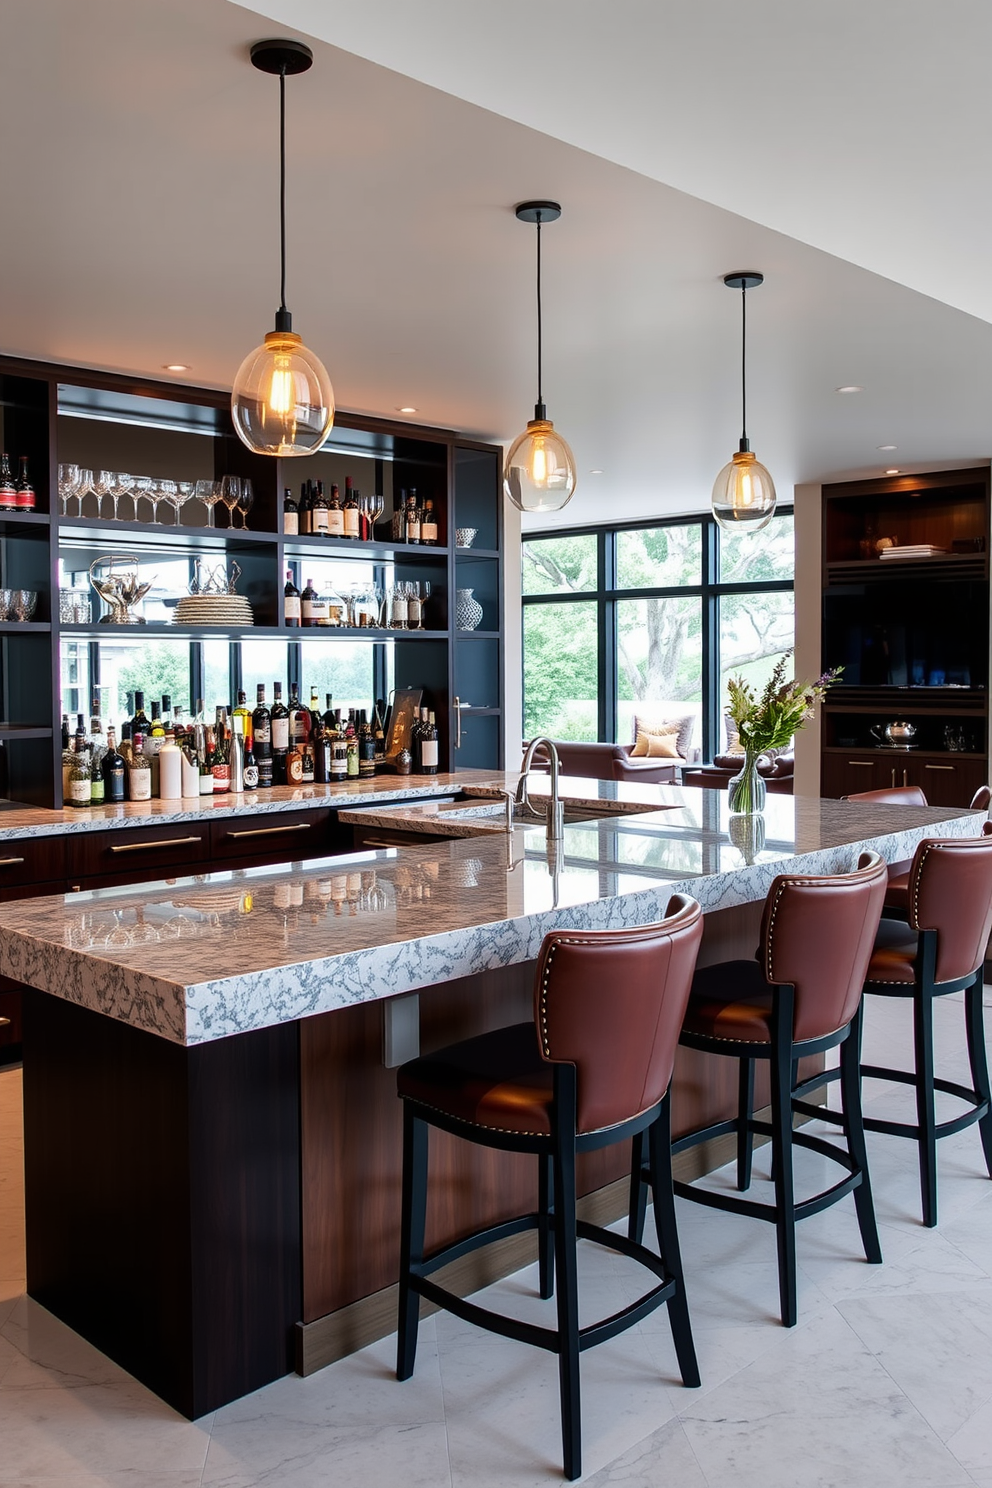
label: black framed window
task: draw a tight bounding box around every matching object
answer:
[521,509,794,761]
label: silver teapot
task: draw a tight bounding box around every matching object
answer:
[871,720,917,748]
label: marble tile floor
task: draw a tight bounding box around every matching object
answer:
[1,985,991,1487]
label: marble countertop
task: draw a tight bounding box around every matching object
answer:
[0,771,499,839]
[0,790,980,1047]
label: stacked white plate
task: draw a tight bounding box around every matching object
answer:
[172,595,254,626]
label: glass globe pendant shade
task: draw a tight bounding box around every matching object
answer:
[711,448,776,533]
[231,328,334,458]
[503,417,577,514]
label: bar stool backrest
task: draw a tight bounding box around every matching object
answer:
[534,895,703,1134]
[970,784,991,812]
[909,828,992,983]
[842,785,928,805]
[760,851,888,1042]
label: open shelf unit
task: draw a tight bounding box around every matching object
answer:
[819,466,990,804]
[0,354,504,806]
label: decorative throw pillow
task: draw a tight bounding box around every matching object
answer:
[632,712,695,761]
[633,728,680,759]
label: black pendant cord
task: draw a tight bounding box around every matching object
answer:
[274,67,292,333]
[739,285,749,453]
[535,214,545,420]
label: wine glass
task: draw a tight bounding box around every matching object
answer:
[220,475,241,527]
[94,470,115,520]
[366,492,384,537]
[150,479,175,525]
[75,468,94,518]
[196,478,222,528]
[131,474,152,522]
[57,463,80,516]
[166,480,194,526]
[236,478,254,529]
[111,471,133,521]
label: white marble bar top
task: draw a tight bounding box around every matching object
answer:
[0,790,981,1048]
[0,771,498,839]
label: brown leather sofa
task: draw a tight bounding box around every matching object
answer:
[681,751,795,795]
[523,739,682,785]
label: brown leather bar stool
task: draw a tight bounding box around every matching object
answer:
[630,852,888,1328]
[828,833,992,1227]
[396,898,704,1482]
[883,787,991,918]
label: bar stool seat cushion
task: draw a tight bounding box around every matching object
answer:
[885,868,911,914]
[864,918,918,985]
[681,960,775,1044]
[397,1022,554,1136]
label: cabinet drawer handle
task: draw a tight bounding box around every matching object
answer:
[924,764,955,771]
[847,761,874,767]
[109,835,203,853]
[228,823,313,839]
[0,857,25,866]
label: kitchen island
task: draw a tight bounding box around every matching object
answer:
[0,786,981,1418]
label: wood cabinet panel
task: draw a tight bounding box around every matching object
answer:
[68,822,210,882]
[209,809,335,863]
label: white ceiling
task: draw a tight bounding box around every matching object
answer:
[2,0,990,527]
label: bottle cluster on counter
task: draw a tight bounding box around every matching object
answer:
[61,685,441,807]
[0,453,37,511]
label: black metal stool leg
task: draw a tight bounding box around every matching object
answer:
[552,1113,581,1481]
[737,1057,755,1191]
[840,1008,882,1264]
[628,1129,648,1243]
[538,1153,555,1300]
[964,973,992,1177]
[397,1105,428,1380]
[770,1008,797,1326]
[914,985,938,1227]
[648,1096,699,1388]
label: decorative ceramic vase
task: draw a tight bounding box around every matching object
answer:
[727,748,766,815]
[456,587,483,631]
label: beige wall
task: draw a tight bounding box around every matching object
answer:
[793,482,822,797]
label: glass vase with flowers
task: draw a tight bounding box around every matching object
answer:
[725,654,840,815]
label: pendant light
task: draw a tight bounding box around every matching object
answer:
[504,202,577,514]
[231,39,334,458]
[711,271,776,532]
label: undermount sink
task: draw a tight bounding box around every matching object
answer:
[440,798,665,829]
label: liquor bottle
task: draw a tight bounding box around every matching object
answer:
[211,709,230,792]
[312,715,331,783]
[373,698,387,764]
[125,691,135,724]
[421,498,438,546]
[160,694,172,731]
[420,711,439,774]
[346,717,359,778]
[128,734,152,801]
[101,727,126,803]
[311,480,331,536]
[343,477,360,540]
[323,692,335,730]
[119,719,133,767]
[147,700,164,745]
[74,712,88,751]
[327,483,344,539]
[172,705,187,744]
[68,739,93,809]
[301,735,315,784]
[283,486,299,535]
[405,489,421,544]
[308,687,322,737]
[298,481,312,536]
[300,576,323,627]
[358,489,371,541]
[232,689,251,744]
[252,684,273,788]
[392,488,407,541]
[61,713,70,751]
[285,740,304,785]
[131,691,149,740]
[289,682,311,749]
[270,680,290,781]
[358,709,376,778]
[284,569,301,627]
[16,457,36,512]
[0,454,17,511]
[89,694,105,758]
[242,736,259,790]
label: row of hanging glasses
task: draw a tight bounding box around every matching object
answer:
[57,465,254,528]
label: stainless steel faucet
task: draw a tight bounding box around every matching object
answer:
[516,737,565,841]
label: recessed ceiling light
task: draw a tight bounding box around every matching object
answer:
[885,468,900,475]
[396,406,418,414]
[836,385,863,394]
[877,444,897,451]
[163,363,190,372]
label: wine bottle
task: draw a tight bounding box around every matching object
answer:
[89,694,105,758]
[373,698,387,764]
[343,477,360,540]
[358,709,376,778]
[283,486,299,535]
[311,480,330,537]
[211,709,230,793]
[330,713,348,780]
[128,734,152,801]
[101,727,126,803]
[301,577,329,627]
[270,680,290,781]
[392,488,407,541]
[74,712,88,751]
[298,481,312,536]
[0,454,16,511]
[309,687,322,737]
[405,490,421,544]
[68,739,93,809]
[301,734,315,784]
[421,498,438,546]
[16,456,36,512]
[420,711,439,774]
[253,684,273,788]
[243,737,259,790]
[131,691,149,740]
[312,715,331,783]
[289,682,311,749]
[327,483,344,539]
[284,569,301,627]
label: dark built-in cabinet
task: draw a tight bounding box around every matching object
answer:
[819,466,990,803]
[0,355,505,808]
